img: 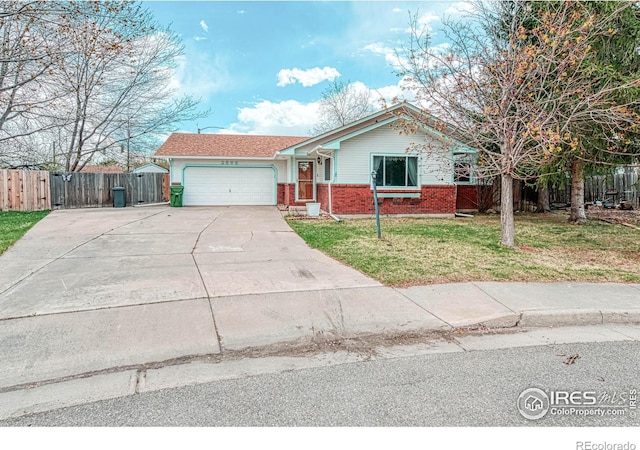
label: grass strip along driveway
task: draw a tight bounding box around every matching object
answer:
[0,210,49,255]
[287,213,640,287]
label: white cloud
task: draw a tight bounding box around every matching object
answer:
[169,52,232,100]
[222,79,418,135]
[430,42,451,54]
[194,36,207,42]
[364,41,450,73]
[223,100,321,135]
[237,10,245,15]
[392,7,403,13]
[371,82,414,106]
[417,12,439,29]
[199,20,209,33]
[276,66,341,87]
[363,43,405,70]
[444,2,476,16]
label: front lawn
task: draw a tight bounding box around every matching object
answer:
[287,213,640,286]
[0,210,49,255]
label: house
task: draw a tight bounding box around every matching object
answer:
[154,103,477,215]
[132,163,169,174]
[79,165,124,174]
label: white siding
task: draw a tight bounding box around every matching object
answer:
[335,125,452,186]
[170,158,287,184]
[132,164,168,174]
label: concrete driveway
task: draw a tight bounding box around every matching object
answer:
[0,206,379,318]
[0,206,440,389]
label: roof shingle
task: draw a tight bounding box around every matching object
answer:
[154,133,310,158]
[79,165,124,173]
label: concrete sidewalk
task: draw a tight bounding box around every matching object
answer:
[207,281,640,350]
[1,281,639,421]
[1,281,639,390]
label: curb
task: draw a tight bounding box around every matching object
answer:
[518,309,640,328]
[2,314,639,422]
[456,309,640,329]
[0,353,366,422]
[518,309,604,328]
[0,371,137,421]
[601,309,640,325]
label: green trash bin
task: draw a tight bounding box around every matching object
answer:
[170,185,184,207]
[113,186,125,208]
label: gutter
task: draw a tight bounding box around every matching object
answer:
[155,155,277,161]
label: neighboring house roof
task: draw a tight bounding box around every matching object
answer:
[9,164,45,170]
[132,163,169,173]
[154,133,309,158]
[80,165,124,173]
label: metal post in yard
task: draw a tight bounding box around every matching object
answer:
[371,170,381,239]
[126,118,131,173]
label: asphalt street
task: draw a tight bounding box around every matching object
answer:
[3,340,639,427]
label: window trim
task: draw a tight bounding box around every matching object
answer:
[371,154,420,189]
[453,153,475,184]
[323,157,332,182]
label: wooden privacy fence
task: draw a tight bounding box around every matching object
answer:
[0,169,51,211]
[50,172,170,209]
[550,169,639,207]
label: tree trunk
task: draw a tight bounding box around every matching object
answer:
[500,173,516,247]
[569,158,587,224]
[537,184,551,213]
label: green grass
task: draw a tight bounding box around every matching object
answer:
[0,210,49,255]
[287,213,640,286]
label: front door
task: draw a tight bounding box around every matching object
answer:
[297,160,315,201]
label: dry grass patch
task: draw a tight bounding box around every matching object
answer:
[287,212,640,286]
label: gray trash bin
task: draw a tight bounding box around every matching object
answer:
[113,186,125,208]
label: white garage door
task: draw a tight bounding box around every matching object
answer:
[183,166,276,206]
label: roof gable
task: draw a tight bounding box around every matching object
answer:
[277,102,474,155]
[154,133,309,158]
[132,163,169,173]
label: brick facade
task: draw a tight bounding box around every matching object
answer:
[317,184,329,212]
[277,183,311,207]
[277,183,287,205]
[280,182,463,215]
[455,185,479,211]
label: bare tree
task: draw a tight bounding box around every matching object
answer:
[0,1,68,143]
[52,1,206,171]
[0,0,206,170]
[396,1,640,246]
[311,80,375,135]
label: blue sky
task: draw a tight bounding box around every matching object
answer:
[144,1,473,136]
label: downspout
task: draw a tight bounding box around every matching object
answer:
[315,147,340,221]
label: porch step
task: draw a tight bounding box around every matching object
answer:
[288,206,309,216]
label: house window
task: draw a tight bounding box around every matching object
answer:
[324,158,332,181]
[373,155,418,187]
[453,153,474,183]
